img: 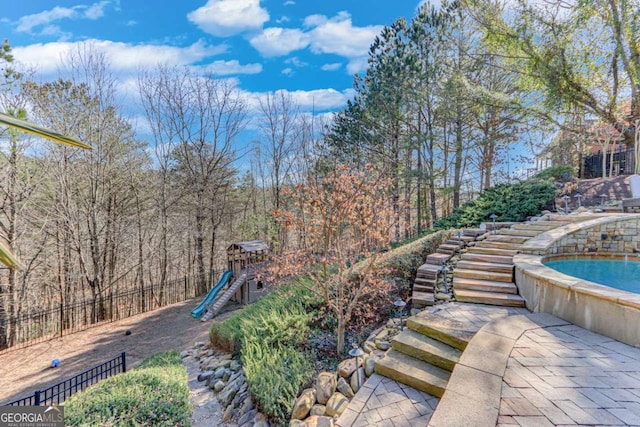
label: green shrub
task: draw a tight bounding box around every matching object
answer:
[209,283,318,352]
[209,283,317,424]
[536,165,575,182]
[433,179,555,229]
[242,341,314,423]
[64,351,189,427]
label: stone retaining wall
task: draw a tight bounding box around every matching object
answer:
[514,214,640,347]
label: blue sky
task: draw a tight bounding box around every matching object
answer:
[2,0,424,115]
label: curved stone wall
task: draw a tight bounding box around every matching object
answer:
[514,214,640,347]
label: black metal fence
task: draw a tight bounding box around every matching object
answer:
[1,271,218,353]
[4,352,126,406]
[580,146,637,179]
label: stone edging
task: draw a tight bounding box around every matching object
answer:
[427,313,570,427]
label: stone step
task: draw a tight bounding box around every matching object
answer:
[459,235,476,243]
[545,216,582,223]
[437,244,460,254]
[453,289,526,307]
[455,260,514,274]
[417,263,442,279]
[463,228,484,237]
[426,253,451,265]
[483,235,530,244]
[413,284,434,293]
[445,239,465,247]
[512,223,561,232]
[414,277,436,286]
[460,252,514,265]
[374,349,450,397]
[407,314,475,351]
[453,268,513,283]
[453,277,518,294]
[475,241,522,250]
[466,246,519,257]
[412,291,435,307]
[392,329,461,372]
[497,228,541,238]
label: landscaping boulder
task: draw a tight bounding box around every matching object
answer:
[315,372,337,405]
[219,382,240,406]
[364,357,376,377]
[304,415,335,427]
[197,370,214,382]
[310,404,327,416]
[291,388,316,420]
[337,357,360,378]
[375,340,391,351]
[253,412,270,427]
[326,392,349,417]
[350,368,365,393]
[289,420,306,427]
[336,377,354,398]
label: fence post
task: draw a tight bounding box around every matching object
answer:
[34,390,41,405]
[121,352,126,373]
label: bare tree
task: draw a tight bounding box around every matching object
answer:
[257,91,301,248]
[139,65,247,294]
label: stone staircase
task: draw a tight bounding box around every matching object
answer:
[411,230,482,308]
[374,214,597,408]
[374,312,474,397]
[452,216,584,307]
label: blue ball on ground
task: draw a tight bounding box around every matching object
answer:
[51,358,60,368]
[125,330,132,336]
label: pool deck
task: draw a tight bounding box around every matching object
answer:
[337,303,640,427]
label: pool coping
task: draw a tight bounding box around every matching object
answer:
[514,214,640,347]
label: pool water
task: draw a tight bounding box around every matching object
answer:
[544,258,640,294]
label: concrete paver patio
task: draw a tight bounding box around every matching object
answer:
[337,303,640,427]
[499,324,640,426]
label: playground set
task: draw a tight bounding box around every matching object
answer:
[190,240,270,320]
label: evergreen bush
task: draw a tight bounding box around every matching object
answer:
[64,351,190,426]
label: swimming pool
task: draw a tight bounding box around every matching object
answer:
[544,257,640,294]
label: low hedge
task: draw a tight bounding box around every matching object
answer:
[64,352,190,426]
[351,229,453,284]
[209,283,317,425]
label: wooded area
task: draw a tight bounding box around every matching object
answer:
[0,0,638,349]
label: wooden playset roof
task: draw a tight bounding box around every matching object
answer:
[227,240,269,253]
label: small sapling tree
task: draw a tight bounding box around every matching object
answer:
[268,163,395,354]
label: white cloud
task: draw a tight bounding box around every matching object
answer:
[281,67,293,76]
[84,1,110,19]
[303,14,328,28]
[321,62,342,71]
[188,0,269,37]
[251,12,381,73]
[17,6,76,32]
[307,12,382,58]
[13,39,228,74]
[346,56,369,74]
[249,27,309,57]
[283,0,295,5]
[287,88,355,110]
[16,1,111,33]
[285,57,307,68]
[239,88,354,113]
[276,16,290,24]
[205,60,262,75]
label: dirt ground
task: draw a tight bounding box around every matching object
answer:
[0,298,216,405]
